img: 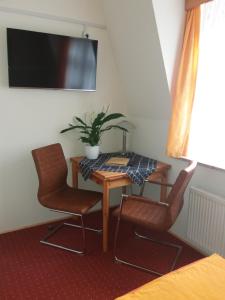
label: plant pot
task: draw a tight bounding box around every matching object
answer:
[84,145,100,160]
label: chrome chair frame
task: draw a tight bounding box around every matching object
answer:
[114,161,197,275]
[41,209,102,255]
[114,189,183,276]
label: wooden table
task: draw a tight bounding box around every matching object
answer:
[70,156,171,252]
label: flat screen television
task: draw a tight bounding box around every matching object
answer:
[7,28,98,91]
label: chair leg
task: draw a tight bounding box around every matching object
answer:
[114,221,182,276]
[134,231,183,273]
[41,215,87,255]
[114,217,162,275]
[64,222,102,234]
[113,209,121,259]
[49,208,103,234]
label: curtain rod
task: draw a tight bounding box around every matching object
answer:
[0,6,107,30]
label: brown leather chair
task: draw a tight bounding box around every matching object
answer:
[32,143,102,255]
[113,161,197,276]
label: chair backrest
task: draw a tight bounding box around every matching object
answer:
[32,143,68,201]
[165,161,197,228]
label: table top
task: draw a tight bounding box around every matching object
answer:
[70,156,171,182]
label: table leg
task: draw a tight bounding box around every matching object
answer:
[103,181,110,252]
[122,186,127,194]
[71,161,78,189]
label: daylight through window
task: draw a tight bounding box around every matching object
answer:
[188,0,225,168]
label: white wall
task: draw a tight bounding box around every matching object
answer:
[0,0,106,25]
[0,0,126,233]
[103,0,225,250]
[3,0,225,254]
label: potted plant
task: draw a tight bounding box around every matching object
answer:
[60,108,128,159]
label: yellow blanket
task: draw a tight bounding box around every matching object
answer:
[116,254,225,299]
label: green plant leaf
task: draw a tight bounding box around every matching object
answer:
[80,136,90,144]
[80,130,90,135]
[61,109,127,146]
[91,112,106,128]
[75,117,90,127]
[100,125,128,133]
[101,113,125,124]
[60,125,85,133]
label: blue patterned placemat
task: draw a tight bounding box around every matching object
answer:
[79,152,157,185]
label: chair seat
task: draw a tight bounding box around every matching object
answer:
[113,196,168,231]
[40,186,102,215]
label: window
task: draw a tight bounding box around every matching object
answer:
[187,0,225,169]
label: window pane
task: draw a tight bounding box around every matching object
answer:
[188,0,225,169]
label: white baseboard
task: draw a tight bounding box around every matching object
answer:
[0,208,104,235]
[0,216,70,235]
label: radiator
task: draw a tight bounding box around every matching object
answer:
[187,187,225,256]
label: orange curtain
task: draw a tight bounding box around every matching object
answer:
[186,0,213,10]
[166,7,200,157]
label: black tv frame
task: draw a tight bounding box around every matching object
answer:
[7,28,98,91]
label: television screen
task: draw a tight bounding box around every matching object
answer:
[7,28,98,91]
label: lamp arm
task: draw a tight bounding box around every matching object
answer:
[122,131,127,154]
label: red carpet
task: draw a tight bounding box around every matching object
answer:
[0,210,203,300]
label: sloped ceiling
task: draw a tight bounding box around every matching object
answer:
[152,0,185,90]
[103,0,172,120]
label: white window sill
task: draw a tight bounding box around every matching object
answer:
[179,156,225,173]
